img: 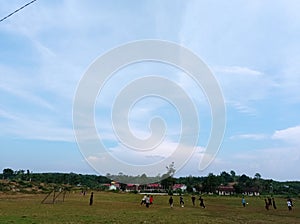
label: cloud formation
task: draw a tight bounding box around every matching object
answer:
[1,0,300,180]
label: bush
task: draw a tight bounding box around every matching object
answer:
[176,189,183,195]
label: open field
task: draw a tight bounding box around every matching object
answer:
[0,192,299,224]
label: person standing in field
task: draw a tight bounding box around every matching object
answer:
[180,196,184,207]
[242,197,246,207]
[191,195,196,206]
[287,198,293,211]
[150,195,153,205]
[169,196,174,208]
[145,195,150,208]
[199,196,205,208]
[89,192,94,206]
[268,197,272,207]
[140,195,147,206]
[265,198,269,210]
[272,197,277,209]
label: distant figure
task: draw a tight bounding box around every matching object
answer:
[199,196,205,208]
[191,195,196,206]
[169,196,174,208]
[265,198,269,210]
[272,197,277,209]
[141,195,147,206]
[242,197,246,207]
[286,199,292,211]
[145,195,150,208]
[89,192,94,206]
[287,199,292,211]
[180,196,184,207]
[268,197,272,207]
[150,195,154,205]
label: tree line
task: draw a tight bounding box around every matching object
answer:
[177,171,300,196]
[1,168,300,195]
[1,168,110,189]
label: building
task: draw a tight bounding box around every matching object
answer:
[172,184,187,192]
[243,187,260,196]
[217,185,235,195]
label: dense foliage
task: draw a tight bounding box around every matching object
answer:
[1,168,300,195]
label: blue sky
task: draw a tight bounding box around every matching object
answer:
[1,0,300,181]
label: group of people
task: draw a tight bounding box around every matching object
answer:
[264,197,277,210]
[140,195,154,208]
[242,196,295,211]
[168,195,206,208]
[89,191,296,213]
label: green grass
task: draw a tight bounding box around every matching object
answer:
[0,192,299,224]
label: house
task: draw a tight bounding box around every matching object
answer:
[101,181,120,191]
[144,183,163,192]
[124,183,164,192]
[172,184,187,191]
[217,185,235,195]
[125,184,139,192]
[100,183,111,190]
[243,187,260,196]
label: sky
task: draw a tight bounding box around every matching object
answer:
[1,0,300,181]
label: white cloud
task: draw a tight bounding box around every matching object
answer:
[0,65,56,108]
[272,125,300,145]
[175,146,223,177]
[227,101,257,115]
[87,156,102,162]
[177,0,300,117]
[82,141,206,176]
[1,0,300,180]
[230,133,268,140]
[0,107,74,142]
[0,108,18,120]
[213,62,300,121]
[237,147,300,181]
[213,66,276,114]
[192,145,300,181]
[214,66,263,76]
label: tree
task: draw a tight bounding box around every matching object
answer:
[239,174,250,183]
[230,170,236,181]
[186,184,194,193]
[3,168,14,180]
[254,173,261,180]
[202,173,220,193]
[15,169,25,180]
[252,173,262,194]
[26,170,31,181]
[220,171,233,185]
[119,183,127,191]
[233,183,243,194]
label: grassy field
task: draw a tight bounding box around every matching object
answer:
[0,192,299,224]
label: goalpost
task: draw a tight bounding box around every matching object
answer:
[41,188,67,204]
